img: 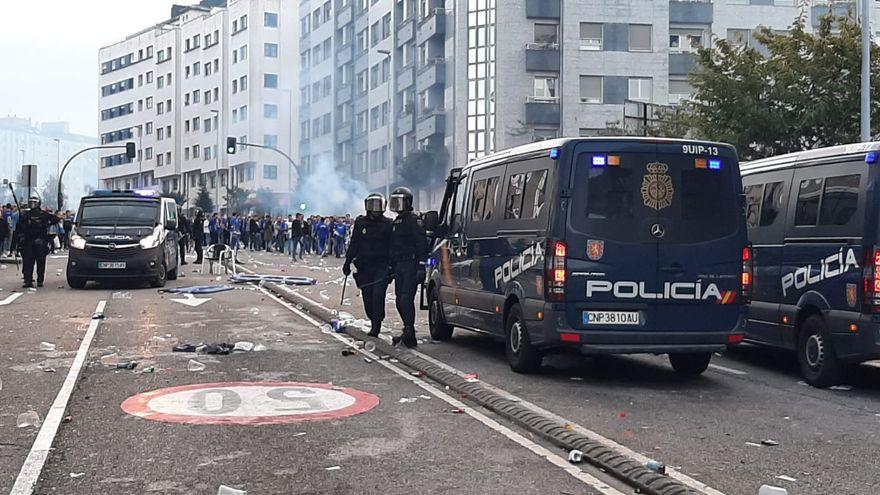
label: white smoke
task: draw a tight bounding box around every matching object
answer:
[296,156,369,216]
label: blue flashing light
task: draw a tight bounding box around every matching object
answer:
[708,159,722,170]
[549,148,561,160]
[134,189,160,197]
[592,155,607,167]
[427,257,438,268]
[866,152,879,164]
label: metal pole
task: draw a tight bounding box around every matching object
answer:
[57,144,130,211]
[378,49,392,198]
[861,0,871,142]
[212,109,220,212]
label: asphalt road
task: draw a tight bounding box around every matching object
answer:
[237,248,880,495]
[0,253,608,495]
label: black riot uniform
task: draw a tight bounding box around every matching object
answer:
[389,188,428,348]
[344,204,393,337]
[16,199,57,288]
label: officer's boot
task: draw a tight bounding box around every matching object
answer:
[396,326,417,348]
[368,321,381,337]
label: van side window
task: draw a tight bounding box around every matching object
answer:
[760,181,785,227]
[744,184,763,229]
[505,173,526,219]
[794,178,823,226]
[484,177,501,220]
[819,174,860,226]
[470,176,501,221]
[522,170,548,219]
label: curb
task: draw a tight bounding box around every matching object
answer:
[266,282,701,495]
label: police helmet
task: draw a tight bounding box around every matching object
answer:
[364,193,386,214]
[27,196,41,210]
[389,187,414,213]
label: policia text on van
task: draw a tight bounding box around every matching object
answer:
[66,190,180,288]
[425,138,749,376]
[742,142,880,387]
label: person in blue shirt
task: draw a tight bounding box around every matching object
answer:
[332,219,347,258]
[229,212,242,256]
[209,213,220,245]
[316,217,330,256]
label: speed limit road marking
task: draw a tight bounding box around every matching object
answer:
[121,382,380,425]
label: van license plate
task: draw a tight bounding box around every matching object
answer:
[583,311,640,326]
[98,262,126,269]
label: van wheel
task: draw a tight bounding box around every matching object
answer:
[505,304,542,373]
[669,353,712,376]
[150,261,167,288]
[67,276,86,289]
[167,266,178,281]
[798,315,844,388]
[428,289,453,341]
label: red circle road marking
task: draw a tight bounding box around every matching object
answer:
[121,381,380,425]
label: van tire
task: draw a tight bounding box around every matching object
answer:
[797,315,844,388]
[505,304,542,373]
[67,276,87,289]
[669,353,712,376]
[428,289,453,341]
[167,266,178,281]
[150,261,167,288]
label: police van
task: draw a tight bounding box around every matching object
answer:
[425,137,749,375]
[741,142,880,387]
[67,190,179,288]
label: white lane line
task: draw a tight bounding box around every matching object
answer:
[11,300,107,495]
[0,292,24,306]
[410,350,726,495]
[708,363,748,376]
[258,286,626,495]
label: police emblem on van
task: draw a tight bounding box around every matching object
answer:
[847,283,858,308]
[587,240,604,261]
[641,162,674,211]
[781,248,859,297]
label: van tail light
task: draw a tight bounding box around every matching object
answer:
[861,247,880,313]
[741,246,753,304]
[545,239,567,302]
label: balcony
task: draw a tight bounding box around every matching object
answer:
[336,123,353,144]
[416,59,446,89]
[669,52,697,76]
[416,10,446,45]
[526,0,560,19]
[336,84,352,104]
[337,43,353,65]
[397,17,415,47]
[397,65,415,92]
[524,97,560,125]
[336,2,353,27]
[416,110,446,141]
[669,0,713,24]
[525,43,560,72]
[397,111,414,137]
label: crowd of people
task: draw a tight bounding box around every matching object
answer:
[1,203,73,258]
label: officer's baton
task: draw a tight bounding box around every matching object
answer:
[340,274,349,305]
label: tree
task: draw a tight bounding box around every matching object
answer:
[224,184,250,214]
[679,14,880,160]
[398,145,449,188]
[194,185,214,213]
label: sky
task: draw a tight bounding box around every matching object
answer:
[0,1,179,137]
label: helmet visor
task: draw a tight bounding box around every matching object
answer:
[389,194,407,212]
[365,196,386,213]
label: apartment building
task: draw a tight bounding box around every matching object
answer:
[97,0,299,210]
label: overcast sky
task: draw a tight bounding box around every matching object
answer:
[0,1,178,137]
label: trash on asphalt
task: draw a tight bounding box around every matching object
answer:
[39,342,56,352]
[116,362,138,370]
[200,343,234,355]
[645,460,666,474]
[830,385,853,391]
[160,284,235,295]
[451,408,466,414]
[411,371,425,377]
[230,273,317,286]
[100,353,119,366]
[69,472,85,479]
[758,486,789,495]
[217,486,247,495]
[364,342,376,353]
[188,360,206,372]
[341,348,356,356]
[111,291,131,299]
[233,341,255,352]
[363,357,373,363]
[418,395,431,400]
[567,450,584,464]
[464,373,479,382]
[140,366,156,374]
[16,410,41,428]
[173,343,198,352]
[43,367,56,373]
[324,466,341,471]
[745,442,763,447]
[761,439,779,447]
[398,397,418,403]
[775,475,797,482]
[252,344,267,352]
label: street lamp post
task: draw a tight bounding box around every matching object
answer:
[211,109,221,212]
[378,49,393,200]
[57,143,136,211]
[860,0,871,142]
[231,140,300,201]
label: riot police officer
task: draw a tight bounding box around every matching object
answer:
[389,187,428,348]
[343,193,393,337]
[16,196,57,288]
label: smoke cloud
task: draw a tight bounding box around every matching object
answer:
[296,156,369,216]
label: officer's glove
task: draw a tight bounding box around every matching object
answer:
[342,260,352,276]
[416,261,427,283]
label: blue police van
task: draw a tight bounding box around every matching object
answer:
[741,142,880,387]
[425,137,749,375]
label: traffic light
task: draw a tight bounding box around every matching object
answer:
[125,142,137,159]
[226,137,238,155]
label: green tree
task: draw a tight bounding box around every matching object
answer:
[398,145,449,188]
[681,14,880,160]
[194,185,214,213]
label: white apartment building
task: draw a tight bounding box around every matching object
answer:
[97,0,299,211]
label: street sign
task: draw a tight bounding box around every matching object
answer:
[121,382,380,425]
[21,165,37,191]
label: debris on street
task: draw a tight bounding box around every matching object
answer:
[16,410,41,428]
[567,450,584,464]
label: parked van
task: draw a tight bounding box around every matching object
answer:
[67,190,179,288]
[741,142,880,387]
[425,138,749,375]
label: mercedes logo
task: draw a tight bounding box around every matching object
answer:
[108,243,117,251]
[650,224,665,238]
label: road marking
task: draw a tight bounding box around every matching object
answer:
[0,292,23,306]
[169,293,211,307]
[258,286,626,495]
[11,300,107,495]
[708,363,748,376]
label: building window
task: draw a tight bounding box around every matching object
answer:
[264,73,278,88]
[265,43,278,58]
[533,76,558,100]
[264,104,278,119]
[263,165,278,180]
[628,77,652,102]
[629,24,652,52]
[579,76,602,103]
[240,75,248,91]
[580,23,602,51]
[727,29,751,47]
[534,23,558,45]
[264,135,278,148]
[264,12,278,27]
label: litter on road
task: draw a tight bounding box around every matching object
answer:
[567,450,584,464]
[645,460,666,474]
[759,486,789,495]
[230,273,317,286]
[187,360,206,372]
[776,475,797,482]
[830,385,854,391]
[17,410,41,428]
[100,353,119,366]
[761,439,780,447]
[217,486,247,495]
[39,342,56,352]
[160,284,236,295]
